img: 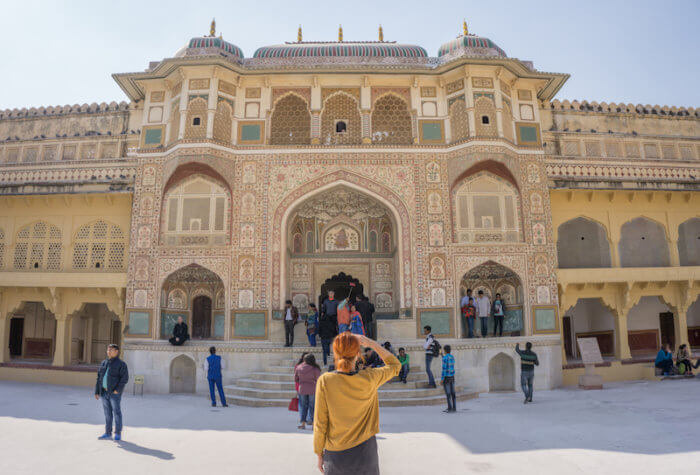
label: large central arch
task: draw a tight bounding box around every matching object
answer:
[272,171,412,310]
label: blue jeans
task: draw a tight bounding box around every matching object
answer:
[208,377,226,406]
[299,394,315,423]
[321,338,332,366]
[521,369,534,400]
[307,331,317,346]
[467,318,475,338]
[425,354,435,386]
[101,390,123,435]
[399,364,410,382]
[338,323,349,333]
[443,376,456,410]
[480,317,488,337]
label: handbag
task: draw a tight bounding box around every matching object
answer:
[288,396,299,412]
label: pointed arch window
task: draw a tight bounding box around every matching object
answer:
[164,177,228,235]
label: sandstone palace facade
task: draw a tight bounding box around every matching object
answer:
[0,22,697,396]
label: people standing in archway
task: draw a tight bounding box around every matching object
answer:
[95,344,129,441]
[355,296,375,340]
[318,313,337,367]
[516,342,539,404]
[313,333,400,474]
[284,300,299,347]
[336,298,351,333]
[349,304,365,336]
[203,346,228,407]
[321,290,339,328]
[492,293,506,337]
[462,296,476,338]
[475,290,491,338]
[169,316,190,346]
[460,289,473,337]
[306,303,320,347]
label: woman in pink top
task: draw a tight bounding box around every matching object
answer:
[294,353,322,429]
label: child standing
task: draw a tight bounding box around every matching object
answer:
[441,345,456,413]
[398,347,410,384]
[349,304,365,336]
[305,303,319,347]
[465,297,476,338]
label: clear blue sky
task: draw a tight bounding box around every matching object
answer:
[1,0,698,109]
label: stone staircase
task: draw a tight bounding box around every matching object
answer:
[224,352,478,407]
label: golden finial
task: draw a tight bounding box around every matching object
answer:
[338,24,343,42]
[298,25,302,42]
[378,24,383,42]
[462,19,468,36]
[210,18,216,37]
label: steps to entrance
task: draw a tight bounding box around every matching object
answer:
[224,352,478,408]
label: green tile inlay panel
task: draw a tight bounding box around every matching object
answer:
[419,310,451,335]
[144,128,163,145]
[241,124,261,141]
[160,311,188,338]
[535,308,556,331]
[234,312,266,337]
[128,311,150,335]
[421,122,442,141]
[504,307,523,332]
[214,313,226,338]
[518,125,538,143]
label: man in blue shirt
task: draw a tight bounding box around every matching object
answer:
[95,344,129,440]
[441,345,456,413]
[203,346,228,407]
[655,344,674,375]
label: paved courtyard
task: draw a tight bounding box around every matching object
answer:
[0,378,698,474]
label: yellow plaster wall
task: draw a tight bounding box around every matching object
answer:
[0,366,95,387]
[562,361,657,386]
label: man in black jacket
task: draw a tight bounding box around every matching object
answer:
[318,313,337,367]
[169,316,189,346]
[95,344,129,440]
[355,296,376,340]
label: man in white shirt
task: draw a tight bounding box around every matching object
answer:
[459,288,473,308]
[475,290,491,338]
[283,300,299,347]
[422,325,437,388]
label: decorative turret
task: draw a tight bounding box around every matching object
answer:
[379,25,383,42]
[298,25,302,42]
[174,21,244,60]
[437,20,506,58]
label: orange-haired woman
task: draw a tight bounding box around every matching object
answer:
[313,332,400,474]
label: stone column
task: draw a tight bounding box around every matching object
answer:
[361,111,371,144]
[84,316,94,364]
[614,311,631,360]
[52,314,72,367]
[675,304,690,347]
[178,79,189,140]
[0,314,10,364]
[310,111,321,144]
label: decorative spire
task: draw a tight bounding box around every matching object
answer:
[298,25,302,42]
[462,19,468,36]
[338,24,343,42]
[378,24,383,42]
[210,18,216,37]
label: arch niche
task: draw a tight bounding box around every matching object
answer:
[488,353,515,391]
[161,264,225,340]
[274,173,412,315]
[459,260,524,337]
[170,354,196,393]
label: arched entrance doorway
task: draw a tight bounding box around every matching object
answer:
[192,295,212,339]
[284,185,398,316]
[459,261,524,337]
[161,264,225,340]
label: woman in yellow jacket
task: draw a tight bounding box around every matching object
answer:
[313,332,401,474]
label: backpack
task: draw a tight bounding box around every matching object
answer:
[430,337,442,357]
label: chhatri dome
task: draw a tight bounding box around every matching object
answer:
[437,21,506,58]
[174,19,244,60]
[253,25,427,59]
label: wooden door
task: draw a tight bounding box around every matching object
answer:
[563,316,573,358]
[111,321,121,347]
[659,312,675,348]
[9,318,23,357]
[192,296,212,339]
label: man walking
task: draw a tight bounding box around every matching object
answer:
[321,290,339,325]
[283,299,299,347]
[318,311,337,366]
[491,293,506,337]
[203,346,228,407]
[475,290,491,338]
[516,342,539,404]
[95,344,128,440]
[423,325,438,388]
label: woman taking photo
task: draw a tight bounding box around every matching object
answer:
[313,332,401,474]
